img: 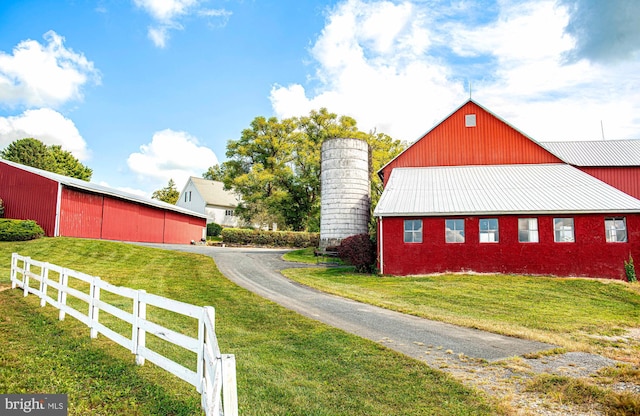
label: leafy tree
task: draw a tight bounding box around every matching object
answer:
[152,179,180,204]
[202,164,226,181]
[209,109,405,232]
[1,138,93,181]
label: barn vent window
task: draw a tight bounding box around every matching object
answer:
[605,217,627,242]
[465,114,476,127]
[518,218,539,243]
[554,218,575,242]
[479,218,499,242]
[445,219,465,243]
[404,219,422,243]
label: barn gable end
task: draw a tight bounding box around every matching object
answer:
[379,100,563,185]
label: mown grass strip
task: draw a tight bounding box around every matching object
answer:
[281,252,640,363]
[1,238,501,415]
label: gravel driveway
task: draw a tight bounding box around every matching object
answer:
[141,243,629,415]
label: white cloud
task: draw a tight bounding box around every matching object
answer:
[0,31,100,108]
[133,0,231,48]
[271,0,640,143]
[0,108,90,160]
[127,129,219,190]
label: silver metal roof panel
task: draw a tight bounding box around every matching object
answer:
[541,140,640,166]
[374,164,640,217]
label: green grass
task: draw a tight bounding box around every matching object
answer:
[280,266,640,363]
[0,238,500,415]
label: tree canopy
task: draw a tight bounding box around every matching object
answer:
[151,179,180,204]
[211,108,405,232]
[0,138,93,181]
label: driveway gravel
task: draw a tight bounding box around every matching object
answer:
[140,244,635,415]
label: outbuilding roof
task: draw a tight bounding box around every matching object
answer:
[541,140,640,167]
[373,164,640,217]
[0,159,206,219]
[186,177,240,207]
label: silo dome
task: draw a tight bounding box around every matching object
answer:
[320,137,370,249]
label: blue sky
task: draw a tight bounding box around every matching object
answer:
[1,0,639,197]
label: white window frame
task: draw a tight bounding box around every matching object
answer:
[518,218,539,243]
[605,217,627,243]
[479,218,499,243]
[554,218,575,242]
[445,219,465,243]
[404,219,423,243]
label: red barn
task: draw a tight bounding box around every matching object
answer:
[0,159,206,244]
[375,100,640,280]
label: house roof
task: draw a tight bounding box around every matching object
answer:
[187,177,240,207]
[373,164,640,217]
[0,159,207,219]
[540,140,640,167]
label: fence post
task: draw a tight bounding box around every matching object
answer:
[90,276,101,338]
[135,289,146,365]
[23,257,30,297]
[222,354,238,416]
[10,253,18,289]
[58,269,68,321]
[40,263,49,307]
[196,307,206,394]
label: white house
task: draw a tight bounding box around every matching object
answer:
[176,177,241,227]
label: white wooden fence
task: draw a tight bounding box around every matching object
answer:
[10,253,238,416]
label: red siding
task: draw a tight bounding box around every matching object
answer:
[0,162,59,236]
[101,198,165,242]
[579,167,640,200]
[379,214,640,280]
[381,101,562,185]
[59,189,103,238]
[164,211,206,244]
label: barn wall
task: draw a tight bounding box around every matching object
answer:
[0,162,59,236]
[164,211,206,243]
[579,167,640,200]
[381,101,563,185]
[379,214,640,280]
[101,198,165,242]
[59,188,104,238]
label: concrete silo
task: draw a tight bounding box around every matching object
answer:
[320,137,371,250]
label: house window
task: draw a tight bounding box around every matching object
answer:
[479,218,499,242]
[518,218,539,243]
[404,219,422,243]
[225,209,235,217]
[605,217,627,242]
[554,218,575,242]
[445,219,465,243]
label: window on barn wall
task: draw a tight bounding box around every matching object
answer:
[518,218,539,242]
[404,219,423,243]
[605,217,627,242]
[479,218,499,242]
[554,218,575,242]
[445,219,465,243]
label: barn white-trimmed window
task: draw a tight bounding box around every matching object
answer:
[554,218,575,242]
[518,218,539,243]
[605,217,627,242]
[404,219,422,243]
[479,218,499,243]
[445,219,465,243]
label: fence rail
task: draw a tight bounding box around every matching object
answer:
[10,253,238,416]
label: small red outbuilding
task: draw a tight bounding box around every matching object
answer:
[0,159,206,244]
[375,100,640,280]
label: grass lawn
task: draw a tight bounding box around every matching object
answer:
[0,238,500,416]
[281,252,640,364]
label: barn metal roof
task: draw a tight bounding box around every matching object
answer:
[374,164,640,217]
[540,140,640,166]
[0,159,207,219]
